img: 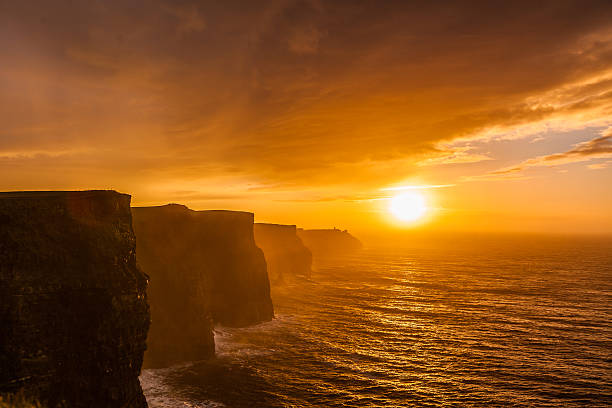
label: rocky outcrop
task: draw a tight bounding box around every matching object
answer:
[0,191,149,408]
[254,223,312,283]
[132,205,273,367]
[297,228,363,256]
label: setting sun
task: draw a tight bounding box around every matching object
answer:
[389,192,427,222]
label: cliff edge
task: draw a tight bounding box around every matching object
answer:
[254,223,312,283]
[0,191,150,408]
[132,205,273,367]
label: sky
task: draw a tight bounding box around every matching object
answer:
[1,0,611,237]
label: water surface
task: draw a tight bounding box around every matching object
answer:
[142,235,612,407]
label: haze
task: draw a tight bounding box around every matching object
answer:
[2,0,611,239]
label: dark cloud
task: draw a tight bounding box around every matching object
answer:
[1,0,612,190]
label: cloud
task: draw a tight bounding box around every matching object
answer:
[287,26,323,54]
[0,149,90,160]
[539,131,612,161]
[587,160,612,169]
[461,173,532,182]
[418,146,493,166]
[487,127,612,175]
[380,184,455,191]
[162,191,244,201]
[1,0,612,194]
[168,5,207,36]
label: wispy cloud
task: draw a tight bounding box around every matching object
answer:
[485,127,612,175]
[287,25,323,54]
[0,149,90,159]
[418,146,493,166]
[461,173,532,182]
[164,3,207,36]
[380,184,455,191]
[587,160,612,170]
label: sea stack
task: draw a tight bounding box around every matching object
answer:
[254,223,312,283]
[297,228,363,256]
[0,191,150,408]
[132,204,273,368]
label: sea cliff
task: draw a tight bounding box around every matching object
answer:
[0,191,149,408]
[297,228,363,256]
[132,204,273,367]
[254,223,312,283]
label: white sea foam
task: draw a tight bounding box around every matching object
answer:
[140,365,225,408]
[213,315,289,358]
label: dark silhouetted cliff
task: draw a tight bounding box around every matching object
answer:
[297,228,363,256]
[131,204,214,368]
[0,191,149,408]
[254,223,312,283]
[132,205,273,367]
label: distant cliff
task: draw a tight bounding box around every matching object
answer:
[0,191,149,408]
[132,205,273,367]
[254,223,312,283]
[297,228,363,256]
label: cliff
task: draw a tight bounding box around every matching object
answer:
[131,204,214,368]
[132,205,273,367]
[0,191,149,408]
[254,223,312,283]
[297,228,363,256]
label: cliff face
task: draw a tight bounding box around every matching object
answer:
[195,210,273,327]
[131,204,215,368]
[297,228,363,256]
[0,191,149,408]
[254,223,312,283]
[132,205,273,367]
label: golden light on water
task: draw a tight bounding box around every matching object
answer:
[389,192,428,222]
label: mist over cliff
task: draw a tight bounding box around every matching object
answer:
[254,223,312,284]
[297,228,363,257]
[132,204,273,368]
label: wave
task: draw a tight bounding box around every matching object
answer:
[142,240,612,407]
[140,364,226,408]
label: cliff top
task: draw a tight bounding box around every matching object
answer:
[255,223,297,230]
[0,190,129,199]
[297,228,353,234]
[132,203,189,212]
[133,204,253,217]
[132,204,255,225]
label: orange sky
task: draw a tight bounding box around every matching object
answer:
[1,1,611,238]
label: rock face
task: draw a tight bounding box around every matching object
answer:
[0,191,150,408]
[297,228,363,256]
[132,204,273,367]
[254,223,312,283]
[131,204,213,368]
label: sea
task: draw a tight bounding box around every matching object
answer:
[140,234,612,407]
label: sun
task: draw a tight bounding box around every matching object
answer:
[389,192,427,222]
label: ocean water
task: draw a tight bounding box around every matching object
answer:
[141,235,612,407]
